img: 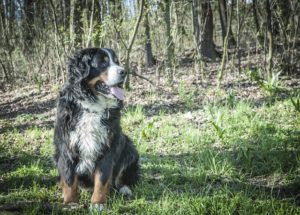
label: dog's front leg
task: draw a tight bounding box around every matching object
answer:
[91,168,112,204]
[61,175,79,204]
[56,152,79,204]
[91,154,114,211]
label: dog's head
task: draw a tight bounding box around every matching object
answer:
[68,48,125,101]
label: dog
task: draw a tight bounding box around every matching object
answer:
[53,48,140,210]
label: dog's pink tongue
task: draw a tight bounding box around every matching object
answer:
[110,86,124,100]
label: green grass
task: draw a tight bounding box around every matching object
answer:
[0,97,299,214]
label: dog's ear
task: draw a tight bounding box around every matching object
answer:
[67,52,92,85]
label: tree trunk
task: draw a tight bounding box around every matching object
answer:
[0,0,6,38]
[192,0,217,61]
[252,0,260,35]
[69,0,75,46]
[69,0,83,47]
[24,0,35,51]
[8,0,15,35]
[63,0,70,32]
[163,0,174,82]
[218,0,235,47]
[144,2,155,68]
[72,0,83,47]
[36,0,46,29]
[82,0,88,46]
[236,0,241,73]
[218,0,234,86]
[252,0,264,45]
[93,0,103,47]
[277,0,290,27]
[123,0,145,89]
[266,0,273,79]
[85,0,95,47]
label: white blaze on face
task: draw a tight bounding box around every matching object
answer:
[100,48,125,100]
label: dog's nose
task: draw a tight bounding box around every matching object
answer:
[118,69,125,76]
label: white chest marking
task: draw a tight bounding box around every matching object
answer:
[70,95,118,174]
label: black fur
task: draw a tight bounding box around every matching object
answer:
[53,48,140,192]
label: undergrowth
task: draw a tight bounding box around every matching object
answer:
[0,88,299,214]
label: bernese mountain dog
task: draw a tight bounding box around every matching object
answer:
[53,48,140,211]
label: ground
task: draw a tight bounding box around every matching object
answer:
[0,67,299,214]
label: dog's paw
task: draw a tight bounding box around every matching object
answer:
[119,185,132,197]
[89,203,106,213]
[62,202,83,211]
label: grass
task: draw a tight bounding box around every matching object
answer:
[0,90,300,214]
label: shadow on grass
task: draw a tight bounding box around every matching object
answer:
[0,120,54,134]
[140,124,300,206]
[141,151,300,205]
[126,89,298,118]
[0,149,56,194]
[0,92,56,120]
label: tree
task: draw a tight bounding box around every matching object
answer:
[218,0,234,86]
[266,0,273,79]
[8,0,15,35]
[70,0,83,47]
[252,0,260,38]
[0,0,6,38]
[218,0,235,47]
[192,0,217,61]
[123,0,145,89]
[24,0,35,51]
[163,0,174,82]
[144,1,155,68]
[63,0,71,32]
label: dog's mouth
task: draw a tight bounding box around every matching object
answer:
[95,81,124,101]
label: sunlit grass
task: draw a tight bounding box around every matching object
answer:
[0,98,299,214]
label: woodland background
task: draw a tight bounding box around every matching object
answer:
[0,0,300,214]
[0,0,299,88]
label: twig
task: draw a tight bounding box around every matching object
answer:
[113,22,128,50]
[130,71,155,86]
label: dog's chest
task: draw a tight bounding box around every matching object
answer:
[70,111,109,174]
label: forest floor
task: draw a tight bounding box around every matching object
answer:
[0,62,300,214]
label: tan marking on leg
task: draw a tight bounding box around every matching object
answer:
[91,169,112,204]
[61,176,79,204]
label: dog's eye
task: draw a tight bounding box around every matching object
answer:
[104,56,109,63]
[114,57,119,64]
[100,56,109,66]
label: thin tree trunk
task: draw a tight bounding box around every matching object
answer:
[0,0,6,32]
[164,0,174,82]
[124,0,145,89]
[252,0,263,45]
[0,58,10,82]
[252,0,260,36]
[201,2,216,61]
[218,0,235,46]
[266,0,273,79]
[69,0,75,47]
[0,0,6,39]
[192,1,217,61]
[144,3,155,68]
[85,0,94,47]
[93,0,102,47]
[74,1,83,46]
[236,0,241,74]
[24,0,35,52]
[63,0,70,32]
[218,0,234,86]
[49,0,65,83]
[9,0,15,35]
